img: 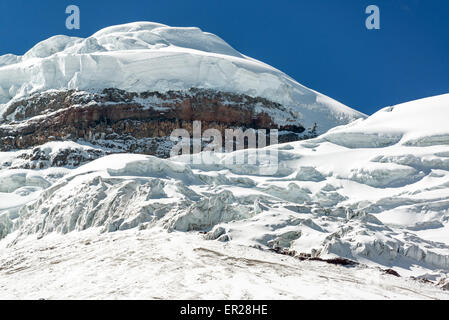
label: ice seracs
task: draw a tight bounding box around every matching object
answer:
[1,93,449,282]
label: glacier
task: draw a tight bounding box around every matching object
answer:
[1,93,449,299]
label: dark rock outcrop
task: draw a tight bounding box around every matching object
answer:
[0,88,314,157]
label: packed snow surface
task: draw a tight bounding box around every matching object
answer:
[0,228,447,300]
[0,22,364,133]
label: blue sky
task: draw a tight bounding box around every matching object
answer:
[0,0,448,115]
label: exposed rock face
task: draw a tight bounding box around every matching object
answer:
[0,88,314,157]
[1,146,106,170]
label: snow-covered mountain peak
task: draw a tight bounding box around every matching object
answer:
[91,21,169,37]
[18,21,244,59]
[0,21,365,133]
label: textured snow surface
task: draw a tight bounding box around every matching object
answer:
[0,22,364,133]
[1,93,449,294]
[0,228,447,300]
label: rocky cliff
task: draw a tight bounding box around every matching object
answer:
[0,88,315,157]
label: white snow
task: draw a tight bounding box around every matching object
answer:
[0,228,447,300]
[1,93,449,290]
[321,94,449,148]
[0,22,365,133]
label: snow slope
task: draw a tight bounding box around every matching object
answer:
[0,228,447,300]
[321,94,449,148]
[1,93,449,292]
[0,22,364,133]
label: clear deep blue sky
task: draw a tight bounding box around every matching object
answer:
[0,0,448,115]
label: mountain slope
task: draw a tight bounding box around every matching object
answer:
[0,22,364,136]
[1,228,447,300]
[1,94,449,288]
